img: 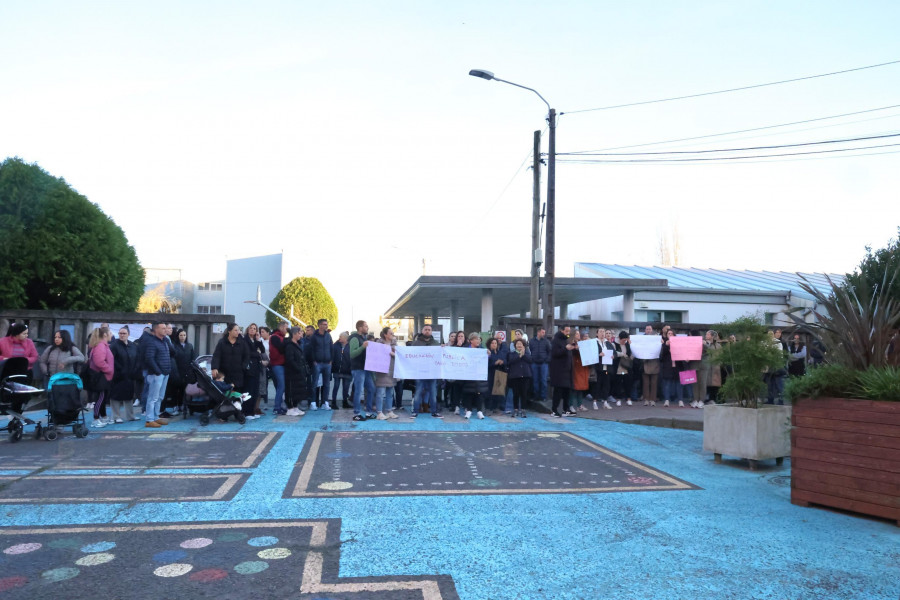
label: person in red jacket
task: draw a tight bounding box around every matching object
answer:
[268,320,289,415]
[0,323,39,370]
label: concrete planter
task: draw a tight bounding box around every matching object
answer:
[703,403,792,469]
[791,397,900,525]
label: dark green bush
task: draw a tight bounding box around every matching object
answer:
[853,366,900,402]
[784,364,859,403]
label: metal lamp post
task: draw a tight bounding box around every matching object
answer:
[469,69,557,334]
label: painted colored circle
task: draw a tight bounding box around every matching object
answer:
[257,548,291,560]
[317,481,353,491]
[189,568,229,582]
[42,567,79,582]
[574,451,599,457]
[537,433,560,437]
[76,553,115,566]
[247,536,278,547]
[180,538,213,549]
[80,541,116,553]
[3,543,41,555]
[216,532,248,542]
[0,576,28,592]
[48,538,83,550]
[154,563,193,577]
[234,561,269,575]
[153,550,188,563]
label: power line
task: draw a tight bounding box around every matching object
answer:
[565,60,900,114]
[557,132,900,157]
[556,140,900,163]
[564,103,900,153]
[558,148,900,166]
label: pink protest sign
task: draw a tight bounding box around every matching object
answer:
[669,336,702,361]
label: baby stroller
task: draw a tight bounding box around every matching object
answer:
[45,372,89,440]
[1,357,45,442]
[189,355,247,425]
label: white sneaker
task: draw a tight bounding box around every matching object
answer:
[91,419,106,428]
[603,401,612,410]
[678,401,685,407]
[377,412,388,420]
[114,418,124,424]
[131,415,141,421]
[650,401,656,406]
[616,400,622,406]
[453,406,460,415]
[286,408,299,416]
[133,399,141,407]
[626,400,632,406]
[643,400,649,406]
[698,402,706,408]
[663,400,670,407]
[477,411,484,420]
[690,401,698,408]
[310,402,317,411]
[323,402,331,410]
[387,411,399,419]
[464,410,472,420]
[592,401,599,410]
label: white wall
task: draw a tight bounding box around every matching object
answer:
[224,254,283,326]
[567,294,794,325]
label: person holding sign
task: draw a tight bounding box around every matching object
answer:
[410,324,443,419]
[486,338,507,414]
[507,338,532,418]
[549,326,577,417]
[461,333,489,419]
[349,321,376,422]
[660,330,689,407]
[373,328,400,420]
[613,332,634,406]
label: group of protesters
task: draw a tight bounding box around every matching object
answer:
[1,318,830,427]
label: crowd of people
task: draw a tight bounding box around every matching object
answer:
[1,318,831,427]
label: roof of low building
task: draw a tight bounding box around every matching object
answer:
[574,263,844,301]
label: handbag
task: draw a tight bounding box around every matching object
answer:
[618,355,633,370]
[89,368,110,392]
[679,370,698,385]
[491,370,508,396]
[79,350,93,391]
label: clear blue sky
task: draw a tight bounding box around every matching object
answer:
[2,1,898,331]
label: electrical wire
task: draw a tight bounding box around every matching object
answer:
[557,132,900,156]
[479,129,545,218]
[558,148,900,166]
[555,140,900,163]
[565,60,900,114]
[564,103,900,153]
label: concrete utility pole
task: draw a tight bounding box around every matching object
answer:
[544,108,556,334]
[530,129,541,324]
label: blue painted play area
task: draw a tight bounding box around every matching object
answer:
[1,408,897,599]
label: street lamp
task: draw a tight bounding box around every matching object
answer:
[469,69,558,334]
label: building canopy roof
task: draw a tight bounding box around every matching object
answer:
[384,275,668,321]
[574,263,844,301]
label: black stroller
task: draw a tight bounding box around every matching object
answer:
[1,357,45,442]
[188,355,247,425]
[45,372,89,440]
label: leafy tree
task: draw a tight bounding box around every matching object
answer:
[0,157,145,311]
[710,315,787,408]
[266,277,338,330]
[845,226,900,304]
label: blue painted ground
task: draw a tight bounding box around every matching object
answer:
[2,407,898,600]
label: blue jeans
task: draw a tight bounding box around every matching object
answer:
[313,363,332,405]
[415,379,437,414]
[145,373,168,421]
[531,363,548,400]
[376,386,394,413]
[661,377,682,402]
[332,374,351,402]
[271,365,285,411]
[351,369,375,415]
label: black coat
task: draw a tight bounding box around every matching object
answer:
[332,341,351,375]
[549,331,572,388]
[211,336,250,389]
[507,348,533,379]
[659,344,688,379]
[172,341,197,385]
[284,339,311,402]
[109,338,137,402]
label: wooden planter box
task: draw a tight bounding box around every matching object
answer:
[791,397,900,526]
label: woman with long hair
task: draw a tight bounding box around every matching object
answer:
[40,329,85,387]
[88,327,114,427]
[373,327,400,420]
[169,328,196,416]
[242,323,264,419]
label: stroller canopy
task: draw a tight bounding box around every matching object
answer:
[48,372,84,390]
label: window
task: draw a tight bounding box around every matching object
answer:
[646,311,683,324]
[196,305,223,314]
[764,312,775,325]
[198,282,223,292]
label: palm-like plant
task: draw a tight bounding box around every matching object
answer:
[790,270,900,370]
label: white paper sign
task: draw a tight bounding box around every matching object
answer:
[630,335,662,360]
[577,339,600,366]
[364,341,392,373]
[600,342,615,365]
[394,346,487,380]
